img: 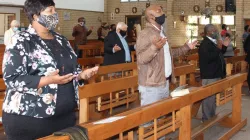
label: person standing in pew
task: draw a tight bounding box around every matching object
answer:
[72,17,93,57]
[243,29,250,94]
[136,5,198,107]
[110,24,116,32]
[97,22,109,42]
[4,20,20,46]
[1,0,99,139]
[223,33,234,58]
[103,22,135,66]
[199,24,230,122]
[242,25,249,45]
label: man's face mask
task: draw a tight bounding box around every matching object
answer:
[211,32,218,39]
[119,30,127,37]
[37,13,59,31]
[155,14,165,25]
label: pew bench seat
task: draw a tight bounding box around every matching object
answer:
[191,109,232,139]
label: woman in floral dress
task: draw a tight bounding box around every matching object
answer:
[1,0,98,139]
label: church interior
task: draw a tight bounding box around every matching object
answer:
[0,0,250,139]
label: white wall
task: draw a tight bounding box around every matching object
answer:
[0,0,104,12]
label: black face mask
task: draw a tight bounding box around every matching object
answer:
[155,14,165,25]
[120,30,127,37]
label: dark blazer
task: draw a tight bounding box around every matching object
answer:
[244,34,250,63]
[199,37,226,79]
[103,31,134,65]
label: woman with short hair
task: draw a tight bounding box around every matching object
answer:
[2,0,98,139]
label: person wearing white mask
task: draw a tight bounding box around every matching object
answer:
[72,17,93,57]
[4,20,20,46]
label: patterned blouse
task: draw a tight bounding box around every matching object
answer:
[2,25,82,118]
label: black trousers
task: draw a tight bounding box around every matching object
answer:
[3,112,76,140]
[74,44,82,58]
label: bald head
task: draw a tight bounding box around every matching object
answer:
[145,5,165,27]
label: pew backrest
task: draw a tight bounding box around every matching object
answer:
[78,76,138,123]
[77,57,103,68]
[88,63,137,83]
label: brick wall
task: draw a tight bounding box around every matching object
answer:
[18,0,247,50]
[104,0,236,47]
[19,9,104,40]
[171,0,237,47]
[105,0,167,25]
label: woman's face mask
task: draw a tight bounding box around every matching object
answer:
[37,13,59,31]
[12,27,19,32]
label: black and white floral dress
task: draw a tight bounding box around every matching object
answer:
[2,25,83,139]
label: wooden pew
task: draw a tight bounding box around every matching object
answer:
[79,63,197,124]
[40,63,199,139]
[225,55,247,76]
[88,62,137,84]
[77,57,103,68]
[216,55,247,106]
[174,64,196,87]
[234,48,240,56]
[40,73,247,140]
[78,75,138,124]
[186,53,199,67]
[0,79,6,133]
[81,63,138,124]
[131,51,136,62]
[78,45,104,58]
[0,45,5,76]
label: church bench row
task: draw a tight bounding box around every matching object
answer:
[78,45,104,58]
[40,73,247,140]
[76,56,246,121]
[77,63,198,124]
[68,40,103,47]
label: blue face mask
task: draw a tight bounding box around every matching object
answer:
[13,27,19,32]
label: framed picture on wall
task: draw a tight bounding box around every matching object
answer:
[63,12,70,20]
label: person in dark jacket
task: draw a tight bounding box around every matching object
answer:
[243,25,249,45]
[199,24,230,122]
[72,17,93,57]
[97,22,109,41]
[103,22,135,65]
[243,32,250,93]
